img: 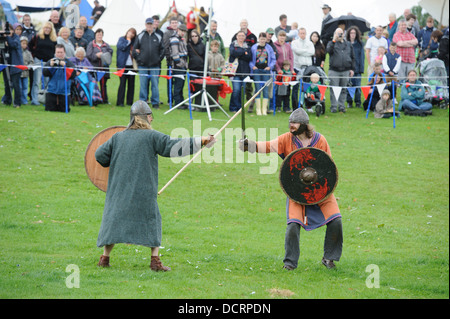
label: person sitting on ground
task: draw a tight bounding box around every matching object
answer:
[399,69,432,114]
[374,89,399,118]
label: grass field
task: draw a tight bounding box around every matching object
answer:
[0,52,449,301]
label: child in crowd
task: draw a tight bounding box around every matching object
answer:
[364,62,387,111]
[374,46,386,65]
[276,60,295,112]
[304,73,324,116]
[382,42,401,82]
[19,36,34,105]
[374,89,399,118]
[287,22,299,41]
[207,40,225,79]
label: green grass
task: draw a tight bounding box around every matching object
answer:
[0,50,449,299]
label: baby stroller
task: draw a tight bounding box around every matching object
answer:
[302,65,328,116]
[418,58,449,109]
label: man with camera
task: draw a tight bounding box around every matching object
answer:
[326,28,355,113]
[42,44,76,112]
[1,22,24,108]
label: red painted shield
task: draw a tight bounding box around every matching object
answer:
[84,126,126,192]
[279,147,338,205]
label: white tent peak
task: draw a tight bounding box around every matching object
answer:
[93,0,146,44]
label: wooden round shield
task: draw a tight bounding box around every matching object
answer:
[84,126,126,192]
[279,147,338,205]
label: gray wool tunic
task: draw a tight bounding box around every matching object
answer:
[95,129,201,248]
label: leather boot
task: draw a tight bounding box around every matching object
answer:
[247,99,254,113]
[97,255,110,267]
[150,256,171,272]
[255,99,262,115]
[262,98,269,115]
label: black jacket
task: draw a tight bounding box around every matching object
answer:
[132,30,164,67]
[326,40,355,72]
[187,39,206,72]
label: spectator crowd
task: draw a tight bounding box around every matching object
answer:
[1,4,449,117]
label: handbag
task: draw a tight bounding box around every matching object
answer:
[221,58,238,77]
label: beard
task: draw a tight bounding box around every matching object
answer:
[290,124,307,136]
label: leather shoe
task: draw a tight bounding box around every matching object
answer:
[321,257,336,269]
[97,255,110,267]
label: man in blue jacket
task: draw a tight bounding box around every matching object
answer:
[43,44,76,112]
[133,17,164,109]
[1,24,24,108]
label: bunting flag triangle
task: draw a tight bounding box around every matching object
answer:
[361,86,371,99]
[318,85,327,101]
[113,68,125,77]
[14,65,28,71]
[0,65,6,72]
[347,87,356,99]
[302,82,310,92]
[375,83,386,94]
[65,68,74,81]
[97,71,106,81]
[159,75,173,80]
[331,86,342,100]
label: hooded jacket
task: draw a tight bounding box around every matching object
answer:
[374,89,393,118]
[291,37,315,69]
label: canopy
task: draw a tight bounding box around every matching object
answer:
[93,0,146,44]
[419,0,449,25]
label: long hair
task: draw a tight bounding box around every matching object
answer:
[346,26,362,43]
[38,21,57,41]
[124,27,137,39]
[310,31,325,62]
[128,115,152,130]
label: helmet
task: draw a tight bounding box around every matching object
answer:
[289,107,309,124]
[127,101,153,129]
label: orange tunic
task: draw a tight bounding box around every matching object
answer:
[257,132,341,231]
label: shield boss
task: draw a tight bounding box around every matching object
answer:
[279,147,338,205]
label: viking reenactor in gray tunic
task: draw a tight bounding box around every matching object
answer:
[95,101,215,271]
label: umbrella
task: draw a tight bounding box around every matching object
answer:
[322,15,371,39]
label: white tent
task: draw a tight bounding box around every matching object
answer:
[419,0,449,25]
[93,0,146,44]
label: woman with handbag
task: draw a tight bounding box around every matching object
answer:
[116,28,137,106]
[187,30,206,75]
[228,30,252,112]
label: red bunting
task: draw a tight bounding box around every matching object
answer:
[113,68,125,77]
[361,86,371,99]
[14,65,28,71]
[159,75,173,80]
[405,82,410,88]
[318,85,327,101]
[65,68,74,81]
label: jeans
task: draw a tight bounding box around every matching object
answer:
[20,77,28,104]
[172,69,186,106]
[31,57,49,105]
[346,73,362,106]
[230,75,246,111]
[401,99,432,111]
[138,66,160,105]
[2,71,21,106]
[252,69,271,99]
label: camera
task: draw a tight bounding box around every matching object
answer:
[52,58,61,66]
[0,21,11,51]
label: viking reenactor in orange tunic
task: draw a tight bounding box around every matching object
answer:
[239,108,343,269]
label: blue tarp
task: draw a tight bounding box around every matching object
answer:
[0,0,19,24]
